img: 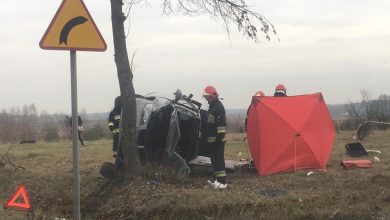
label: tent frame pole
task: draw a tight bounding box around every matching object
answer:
[294,137,297,172]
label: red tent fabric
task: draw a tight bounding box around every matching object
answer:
[247,93,335,176]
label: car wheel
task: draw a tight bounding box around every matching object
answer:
[99,162,117,179]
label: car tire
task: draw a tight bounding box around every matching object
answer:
[99,162,117,179]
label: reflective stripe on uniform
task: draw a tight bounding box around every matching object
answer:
[108,122,114,127]
[207,137,216,143]
[207,115,215,123]
[221,136,226,142]
[215,171,226,177]
[275,89,286,95]
[113,128,120,133]
[114,115,121,120]
[217,126,227,134]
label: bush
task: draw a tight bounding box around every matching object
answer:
[83,124,106,141]
[44,127,60,142]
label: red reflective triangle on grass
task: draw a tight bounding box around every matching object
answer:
[4,184,32,211]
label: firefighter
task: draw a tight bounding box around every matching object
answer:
[254,90,265,97]
[203,86,227,189]
[274,84,287,97]
[108,96,121,158]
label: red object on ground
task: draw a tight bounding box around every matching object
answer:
[247,93,335,176]
[340,160,372,170]
[3,184,32,211]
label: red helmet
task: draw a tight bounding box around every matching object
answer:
[254,90,265,97]
[275,84,287,92]
[203,86,219,98]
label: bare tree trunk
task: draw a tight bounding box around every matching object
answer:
[110,0,141,182]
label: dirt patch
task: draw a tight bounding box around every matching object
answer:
[25,153,39,159]
[371,174,390,185]
[258,188,288,197]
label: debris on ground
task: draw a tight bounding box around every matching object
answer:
[340,160,372,170]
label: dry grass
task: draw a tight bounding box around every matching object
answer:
[0,132,389,220]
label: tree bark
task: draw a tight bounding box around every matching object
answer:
[110,0,141,182]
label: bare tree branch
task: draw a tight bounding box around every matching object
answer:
[130,50,138,72]
[346,89,381,141]
[160,0,277,42]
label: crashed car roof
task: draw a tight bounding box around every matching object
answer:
[138,92,202,113]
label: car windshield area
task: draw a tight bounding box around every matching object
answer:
[140,101,202,175]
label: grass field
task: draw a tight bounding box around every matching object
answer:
[0,132,389,220]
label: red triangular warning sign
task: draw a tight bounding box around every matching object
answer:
[3,184,32,211]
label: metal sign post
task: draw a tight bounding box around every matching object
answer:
[40,1,107,219]
[70,50,80,220]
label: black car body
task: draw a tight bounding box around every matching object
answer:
[123,91,210,175]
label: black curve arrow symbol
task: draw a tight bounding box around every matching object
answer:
[59,16,88,45]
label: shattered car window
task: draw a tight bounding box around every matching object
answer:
[140,104,152,125]
[152,98,171,111]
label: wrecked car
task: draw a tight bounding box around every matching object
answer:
[101,90,211,178]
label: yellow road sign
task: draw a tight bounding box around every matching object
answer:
[40,0,107,51]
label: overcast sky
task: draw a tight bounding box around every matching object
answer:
[1,0,389,113]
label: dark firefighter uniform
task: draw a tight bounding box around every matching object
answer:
[108,97,121,157]
[206,99,227,184]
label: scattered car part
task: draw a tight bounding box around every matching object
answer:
[345,142,368,157]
